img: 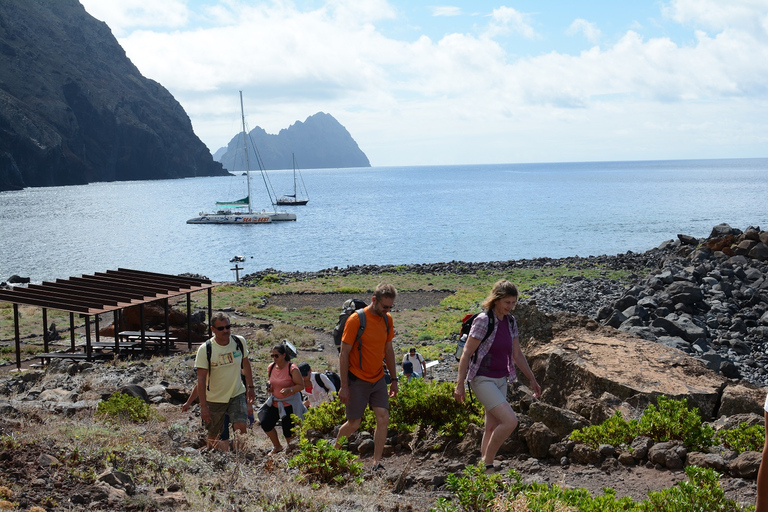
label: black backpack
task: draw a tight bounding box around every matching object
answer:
[314,371,341,393]
[205,335,246,391]
[332,298,390,369]
[454,312,495,362]
[332,298,368,352]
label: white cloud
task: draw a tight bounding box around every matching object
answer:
[80,0,190,36]
[431,6,462,17]
[484,7,537,39]
[663,0,768,36]
[566,18,602,44]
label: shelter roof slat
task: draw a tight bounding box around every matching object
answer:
[47,280,147,302]
[26,284,121,308]
[0,290,92,313]
[1,286,112,309]
[114,268,212,287]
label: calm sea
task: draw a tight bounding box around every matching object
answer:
[1,158,767,283]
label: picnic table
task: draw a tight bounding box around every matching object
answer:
[118,331,178,355]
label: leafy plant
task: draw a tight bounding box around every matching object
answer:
[716,422,765,454]
[433,464,751,512]
[435,462,509,512]
[637,396,714,451]
[297,396,376,436]
[641,466,749,512]
[570,396,715,452]
[288,438,363,486]
[96,393,153,423]
[570,411,639,449]
[389,379,483,437]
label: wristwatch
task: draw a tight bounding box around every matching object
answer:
[391,377,399,383]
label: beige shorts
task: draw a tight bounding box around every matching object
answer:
[470,375,508,411]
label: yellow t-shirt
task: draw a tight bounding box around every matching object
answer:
[342,307,394,382]
[194,336,248,404]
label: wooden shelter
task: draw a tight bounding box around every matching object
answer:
[0,268,215,369]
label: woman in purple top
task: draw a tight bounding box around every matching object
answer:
[454,279,541,473]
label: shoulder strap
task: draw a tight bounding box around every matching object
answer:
[355,309,366,369]
[482,311,495,342]
[314,372,329,392]
[470,311,496,365]
[233,335,245,369]
[205,339,212,391]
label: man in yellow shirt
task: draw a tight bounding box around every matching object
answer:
[335,283,398,471]
[194,312,255,451]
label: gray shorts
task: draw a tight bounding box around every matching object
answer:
[345,375,389,420]
[470,376,508,411]
[205,393,248,438]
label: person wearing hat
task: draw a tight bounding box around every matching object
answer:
[298,362,336,408]
[402,347,427,378]
[401,360,415,383]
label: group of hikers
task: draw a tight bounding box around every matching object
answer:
[182,279,540,473]
[181,278,768,511]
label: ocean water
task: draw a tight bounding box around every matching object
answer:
[1,158,767,283]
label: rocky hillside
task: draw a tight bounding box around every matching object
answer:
[0,0,227,192]
[214,112,371,170]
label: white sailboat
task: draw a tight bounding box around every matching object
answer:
[187,92,296,224]
[276,153,309,206]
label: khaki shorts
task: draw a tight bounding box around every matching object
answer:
[205,393,247,438]
[470,376,508,411]
[345,375,389,420]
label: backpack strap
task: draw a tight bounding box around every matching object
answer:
[470,311,495,364]
[205,339,212,391]
[354,309,366,369]
[314,372,329,392]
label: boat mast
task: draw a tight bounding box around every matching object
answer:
[292,153,297,197]
[239,91,252,214]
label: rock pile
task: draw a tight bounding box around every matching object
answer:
[593,224,768,385]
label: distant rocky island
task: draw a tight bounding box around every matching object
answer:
[213,112,370,171]
[0,0,227,192]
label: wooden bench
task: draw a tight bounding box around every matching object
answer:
[37,352,111,365]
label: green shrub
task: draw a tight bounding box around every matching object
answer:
[432,464,750,512]
[287,438,363,486]
[570,411,640,449]
[434,462,509,512]
[389,379,483,437]
[297,398,375,437]
[716,422,765,454]
[569,396,715,452]
[96,393,153,423]
[637,396,714,451]
[641,466,750,511]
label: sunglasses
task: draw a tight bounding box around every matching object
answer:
[270,354,280,358]
[214,325,231,331]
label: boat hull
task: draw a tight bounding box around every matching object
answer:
[276,197,309,206]
[186,213,273,224]
[262,210,297,221]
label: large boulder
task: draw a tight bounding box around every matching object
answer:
[526,326,727,420]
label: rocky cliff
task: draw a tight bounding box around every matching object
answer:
[214,112,371,171]
[0,0,227,192]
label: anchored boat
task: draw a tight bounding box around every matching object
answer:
[187,92,296,224]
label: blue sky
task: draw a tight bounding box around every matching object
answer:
[79,0,768,166]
